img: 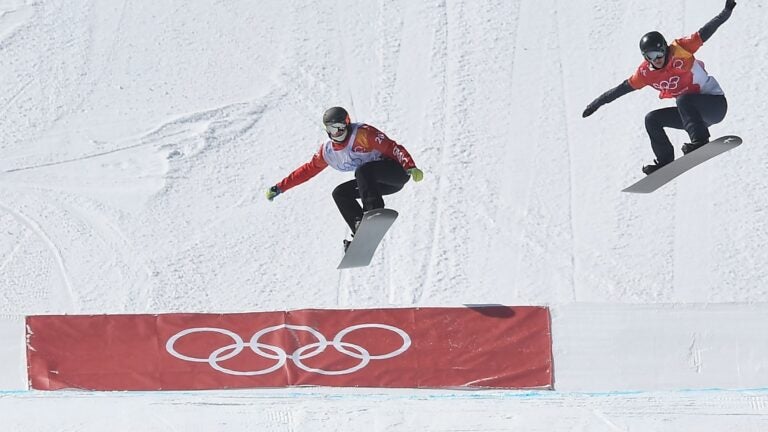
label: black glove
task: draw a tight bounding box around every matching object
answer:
[725,0,736,11]
[582,103,600,118]
[266,185,281,201]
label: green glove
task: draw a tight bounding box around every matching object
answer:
[266,185,281,201]
[408,167,424,182]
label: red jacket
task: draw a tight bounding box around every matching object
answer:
[628,32,724,98]
[277,123,417,192]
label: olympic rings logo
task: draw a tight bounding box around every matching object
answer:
[165,324,411,376]
[652,75,680,91]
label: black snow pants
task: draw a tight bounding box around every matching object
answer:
[644,93,727,164]
[332,159,409,233]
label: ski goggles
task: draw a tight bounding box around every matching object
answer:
[643,50,665,61]
[324,122,348,137]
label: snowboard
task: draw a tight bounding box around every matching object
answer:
[337,208,398,269]
[622,135,742,194]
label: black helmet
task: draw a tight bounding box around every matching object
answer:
[639,31,668,56]
[322,107,351,142]
[323,106,350,126]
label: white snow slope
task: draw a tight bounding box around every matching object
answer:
[2,0,768,430]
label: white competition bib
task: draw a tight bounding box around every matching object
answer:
[321,124,382,171]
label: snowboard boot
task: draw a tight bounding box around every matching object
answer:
[343,218,361,253]
[642,159,670,175]
[681,140,708,155]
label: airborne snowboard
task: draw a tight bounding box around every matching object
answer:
[337,208,398,269]
[622,135,742,193]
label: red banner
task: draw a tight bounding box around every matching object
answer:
[27,306,552,390]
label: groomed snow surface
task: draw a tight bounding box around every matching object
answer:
[2,1,768,430]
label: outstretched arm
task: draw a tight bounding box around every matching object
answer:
[367,127,424,182]
[699,0,736,42]
[266,151,328,201]
[582,80,636,118]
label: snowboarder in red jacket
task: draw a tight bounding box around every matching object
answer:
[583,0,737,175]
[266,107,424,247]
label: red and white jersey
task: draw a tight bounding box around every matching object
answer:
[628,32,724,99]
[276,123,417,193]
[321,123,382,171]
